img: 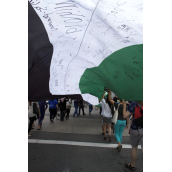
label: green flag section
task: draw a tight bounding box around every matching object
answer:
[79,44,143,101]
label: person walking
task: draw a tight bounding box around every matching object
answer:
[66,97,72,120]
[87,102,93,115]
[108,90,129,151]
[100,92,114,142]
[28,101,40,137]
[37,101,48,130]
[123,100,143,171]
[78,99,86,115]
[59,97,68,121]
[48,99,58,122]
[73,99,79,117]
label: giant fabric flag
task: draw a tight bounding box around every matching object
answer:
[28,0,143,104]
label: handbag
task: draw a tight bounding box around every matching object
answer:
[66,105,71,110]
[112,104,120,124]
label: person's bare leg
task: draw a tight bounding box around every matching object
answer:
[131,147,137,167]
[117,142,121,148]
[108,124,112,142]
[108,124,111,136]
[104,124,107,137]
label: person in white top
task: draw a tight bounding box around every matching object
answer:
[28,101,40,137]
[66,97,72,120]
[100,92,114,142]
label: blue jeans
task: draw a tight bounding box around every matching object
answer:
[114,120,126,143]
[89,105,93,113]
[73,105,78,116]
[38,110,45,126]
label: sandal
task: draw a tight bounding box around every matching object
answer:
[104,137,106,140]
[125,162,135,171]
[118,145,122,152]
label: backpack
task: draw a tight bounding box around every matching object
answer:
[134,103,143,128]
[49,100,57,109]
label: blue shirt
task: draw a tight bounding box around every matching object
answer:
[48,99,58,109]
[127,101,142,130]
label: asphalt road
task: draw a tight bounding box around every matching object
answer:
[28,132,143,172]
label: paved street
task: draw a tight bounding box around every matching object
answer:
[28,106,143,172]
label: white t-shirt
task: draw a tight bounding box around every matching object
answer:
[101,99,112,118]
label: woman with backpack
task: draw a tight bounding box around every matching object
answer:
[123,100,143,171]
[100,91,114,142]
[108,90,129,152]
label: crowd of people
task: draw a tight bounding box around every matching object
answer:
[28,90,143,171]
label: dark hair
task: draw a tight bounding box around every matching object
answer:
[113,97,118,103]
[105,94,114,116]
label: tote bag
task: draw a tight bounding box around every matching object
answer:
[112,104,120,124]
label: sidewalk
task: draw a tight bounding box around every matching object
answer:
[31,106,130,136]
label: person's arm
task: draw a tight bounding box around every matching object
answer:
[36,102,41,117]
[126,117,129,129]
[123,99,131,118]
[108,90,114,105]
[99,92,106,103]
[56,104,58,109]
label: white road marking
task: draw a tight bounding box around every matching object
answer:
[28,139,142,149]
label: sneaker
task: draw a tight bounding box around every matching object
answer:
[89,113,91,115]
